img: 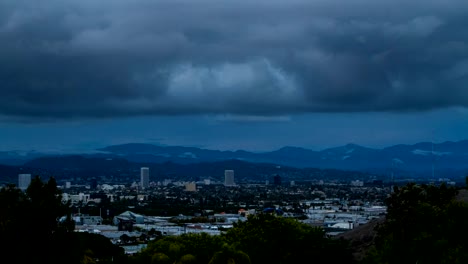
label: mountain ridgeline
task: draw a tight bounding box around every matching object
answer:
[1,140,468,183]
[95,141,468,173]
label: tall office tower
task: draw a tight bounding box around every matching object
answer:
[18,174,31,191]
[224,170,235,186]
[140,167,149,189]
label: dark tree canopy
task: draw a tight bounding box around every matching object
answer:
[365,183,468,264]
[223,213,353,264]
[0,176,125,264]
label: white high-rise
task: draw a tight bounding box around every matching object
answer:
[18,174,31,191]
[140,167,149,189]
[224,170,235,186]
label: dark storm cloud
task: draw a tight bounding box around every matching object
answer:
[1,0,468,120]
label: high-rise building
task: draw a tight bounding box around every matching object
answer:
[18,174,31,191]
[224,170,235,186]
[140,167,149,189]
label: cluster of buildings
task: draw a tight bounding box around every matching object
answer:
[70,193,387,254]
[138,167,236,191]
[16,167,391,254]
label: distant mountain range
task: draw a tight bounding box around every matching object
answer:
[97,141,468,173]
[2,140,468,181]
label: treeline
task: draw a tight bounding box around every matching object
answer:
[1,176,468,263]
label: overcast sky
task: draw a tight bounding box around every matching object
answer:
[1,0,468,152]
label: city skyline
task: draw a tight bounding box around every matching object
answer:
[1,1,468,152]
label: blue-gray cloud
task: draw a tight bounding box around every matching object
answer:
[1,0,468,120]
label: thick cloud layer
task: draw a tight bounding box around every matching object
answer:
[1,0,468,119]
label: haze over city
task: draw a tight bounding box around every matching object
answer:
[1,0,468,152]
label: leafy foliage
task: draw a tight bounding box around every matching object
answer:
[224,213,353,264]
[364,183,468,264]
[208,246,251,264]
[151,252,171,264]
[133,232,226,264]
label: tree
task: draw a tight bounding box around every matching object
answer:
[223,213,353,264]
[366,182,468,264]
[27,176,73,235]
[135,232,227,264]
[208,245,251,264]
[0,184,26,234]
[0,176,126,264]
[151,253,171,264]
[177,254,197,264]
[0,176,74,263]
